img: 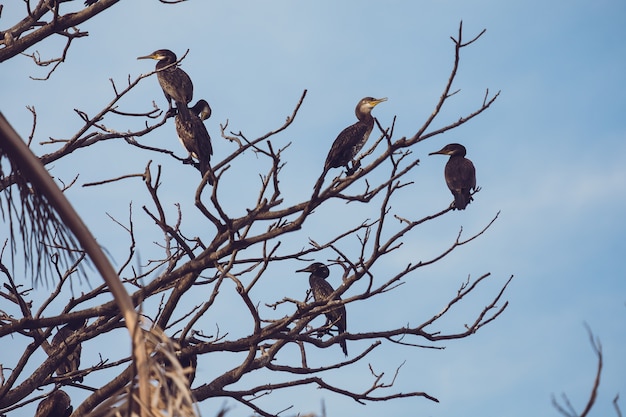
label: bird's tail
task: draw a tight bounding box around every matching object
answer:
[453,190,472,210]
[198,162,215,186]
[312,166,329,199]
[340,339,348,356]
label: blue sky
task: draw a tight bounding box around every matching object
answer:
[1,1,625,417]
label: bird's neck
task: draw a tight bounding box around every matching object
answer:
[156,60,176,71]
[355,110,374,124]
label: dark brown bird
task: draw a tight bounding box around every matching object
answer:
[177,350,197,388]
[161,341,197,391]
[176,342,197,388]
[429,143,477,210]
[137,49,193,117]
[50,318,86,382]
[175,99,213,177]
[324,97,387,175]
[296,262,348,356]
[35,390,72,417]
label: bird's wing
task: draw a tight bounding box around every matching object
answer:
[51,325,71,347]
[175,116,199,157]
[192,118,213,158]
[445,158,476,191]
[311,277,335,301]
[325,122,369,168]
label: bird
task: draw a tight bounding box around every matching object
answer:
[324,97,387,175]
[175,99,213,178]
[50,318,86,382]
[177,348,197,388]
[296,262,348,356]
[35,390,72,417]
[429,143,477,210]
[173,340,197,388]
[161,341,197,392]
[137,49,193,117]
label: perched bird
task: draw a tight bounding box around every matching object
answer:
[429,143,477,210]
[296,262,348,356]
[161,341,197,392]
[137,49,193,117]
[50,318,86,382]
[177,348,197,388]
[174,340,197,388]
[175,99,213,177]
[324,97,387,175]
[35,390,72,417]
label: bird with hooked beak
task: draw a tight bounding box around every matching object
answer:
[324,96,387,175]
[296,262,348,356]
[429,143,477,210]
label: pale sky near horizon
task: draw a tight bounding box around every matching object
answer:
[1,1,625,417]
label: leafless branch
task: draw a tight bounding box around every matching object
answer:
[552,324,605,417]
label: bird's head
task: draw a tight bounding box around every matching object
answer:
[429,143,467,157]
[357,97,387,114]
[296,262,330,278]
[66,317,87,331]
[137,49,176,62]
[193,99,212,120]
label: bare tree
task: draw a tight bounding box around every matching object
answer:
[1,3,510,416]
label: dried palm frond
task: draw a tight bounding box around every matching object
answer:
[91,326,199,417]
[0,113,86,285]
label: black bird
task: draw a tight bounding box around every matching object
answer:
[161,341,197,391]
[324,97,387,175]
[50,318,86,382]
[175,99,213,177]
[177,349,197,388]
[429,143,477,210]
[296,262,348,356]
[35,390,72,417]
[137,49,193,117]
[175,340,197,388]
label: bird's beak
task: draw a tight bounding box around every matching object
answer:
[200,109,211,120]
[371,97,388,106]
[137,54,157,60]
[296,266,313,273]
[429,147,449,156]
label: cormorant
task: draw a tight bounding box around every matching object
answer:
[429,143,476,210]
[50,318,86,382]
[324,97,387,175]
[35,390,72,417]
[173,341,197,388]
[137,49,193,117]
[162,341,197,391]
[177,349,197,388]
[296,262,348,356]
[175,99,213,178]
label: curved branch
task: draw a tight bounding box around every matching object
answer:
[0,0,120,64]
